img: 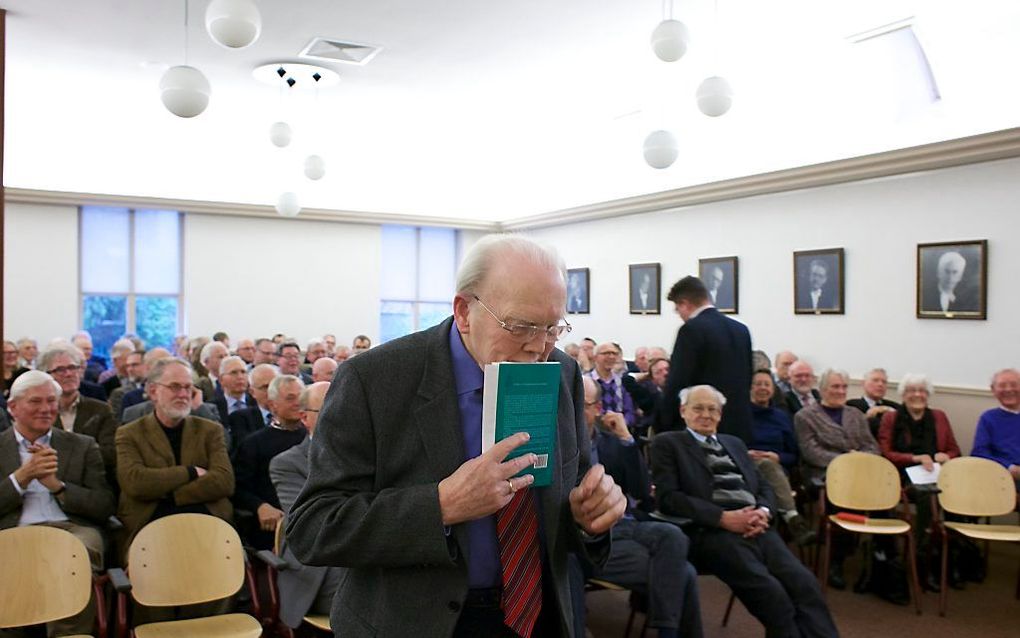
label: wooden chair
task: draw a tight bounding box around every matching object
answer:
[109,513,262,638]
[254,519,332,637]
[0,525,101,637]
[584,577,643,638]
[819,452,922,614]
[935,456,1020,616]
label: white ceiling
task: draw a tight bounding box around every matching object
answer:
[4,0,1020,223]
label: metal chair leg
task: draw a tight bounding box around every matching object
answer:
[721,591,736,627]
[821,521,832,594]
[939,527,949,616]
[905,532,922,615]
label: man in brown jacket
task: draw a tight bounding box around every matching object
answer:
[115,357,234,557]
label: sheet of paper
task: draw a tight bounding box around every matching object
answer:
[905,462,941,485]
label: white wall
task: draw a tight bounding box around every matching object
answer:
[525,157,1020,390]
[3,202,79,342]
[184,214,381,346]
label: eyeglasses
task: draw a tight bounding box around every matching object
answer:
[584,399,599,407]
[47,365,81,376]
[472,295,572,342]
[279,352,301,360]
[595,351,620,357]
[156,382,195,395]
[303,408,321,413]
[688,405,721,415]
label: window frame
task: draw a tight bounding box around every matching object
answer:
[379,226,459,343]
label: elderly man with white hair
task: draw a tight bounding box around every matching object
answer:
[212,355,257,425]
[97,337,139,396]
[16,337,38,370]
[652,384,837,638]
[196,340,230,402]
[0,370,116,636]
[311,356,338,383]
[72,331,107,383]
[972,368,1020,487]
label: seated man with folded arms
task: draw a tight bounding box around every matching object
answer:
[652,385,837,638]
[972,368,1020,492]
[0,371,116,637]
[269,381,344,629]
[581,376,702,638]
[121,350,222,427]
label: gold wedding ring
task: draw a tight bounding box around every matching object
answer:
[507,478,516,494]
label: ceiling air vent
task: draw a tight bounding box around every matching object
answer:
[299,37,382,66]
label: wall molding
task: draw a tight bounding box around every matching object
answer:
[6,127,1020,233]
[502,127,1020,230]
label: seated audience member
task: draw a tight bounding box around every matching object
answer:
[625,357,671,435]
[774,351,798,395]
[322,334,337,356]
[212,331,230,348]
[847,368,901,437]
[332,345,352,363]
[214,355,257,424]
[0,371,116,637]
[172,334,189,358]
[972,368,1020,489]
[195,340,229,402]
[187,335,212,378]
[272,333,287,345]
[277,341,313,385]
[652,385,837,638]
[98,338,138,396]
[563,342,581,360]
[227,364,278,454]
[115,358,234,555]
[582,377,703,638]
[749,370,815,546]
[118,348,172,418]
[587,342,638,429]
[72,333,106,383]
[253,337,278,366]
[121,380,221,427]
[752,350,772,374]
[627,346,649,374]
[78,371,108,402]
[2,339,29,398]
[233,374,307,550]
[877,373,961,591]
[304,339,328,367]
[16,337,38,370]
[311,356,338,383]
[106,350,145,421]
[351,334,372,355]
[39,345,118,481]
[269,382,345,629]
[234,338,256,367]
[785,360,820,415]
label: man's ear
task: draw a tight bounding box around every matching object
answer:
[453,294,472,335]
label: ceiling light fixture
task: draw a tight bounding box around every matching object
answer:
[275,191,301,217]
[643,130,679,169]
[696,1,734,117]
[160,0,211,118]
[650,0,690,62]
[205,0,262,49]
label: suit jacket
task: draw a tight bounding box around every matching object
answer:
[784,388,821,415]
[52,396,118,473]
[921,280,979,313]
[214,389,257,427]
[101,375,122,398]
[79,379,107,402]
[846,396,902,437]
[119,387,146,417]
[286,317,605,638]
[0,427,116,530]
[593,428,652,515]
[661,307,754,443]
[793,404,878,482]
[227,405,269,455]
[650,430,775,529]
[796,284,837,311]
[270,438,335,628]
[115,414,234,551]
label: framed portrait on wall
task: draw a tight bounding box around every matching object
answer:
[793,248,844,315]
[628,263,661,315]
[916,240,987,320]
[566,268,590,314]
[699,256,739,314]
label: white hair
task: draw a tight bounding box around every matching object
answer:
[455,233,566,295]
[679,385,727,407]
[306,338,325,351]
[990,368,1020,388]
[248,363,279,386]
[16,337,37,349]
[937,251,966,271]
[219,355,246,376]
[898,373,934,398]
[9,370,62,401]
[268,374,305,401]
[37,344,84,371]
[818,368,850,391]
[200,340,228,366]
[110,338,136,359]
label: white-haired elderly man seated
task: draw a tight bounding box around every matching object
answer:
[97,337,139,397]
[652,384,838,638]
[0,371,116,637]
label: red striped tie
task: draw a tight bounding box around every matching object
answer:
[496,489,543,637]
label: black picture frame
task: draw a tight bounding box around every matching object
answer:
[628,263,661,315]
[699,256,739,314]
[793,248,845,315]
[916,240,987,320]
[566,268,590,314]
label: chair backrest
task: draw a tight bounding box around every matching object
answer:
[825,451,902,511]
[0,525,92,628]
[938,456,1017,517]
[127,513,245,607]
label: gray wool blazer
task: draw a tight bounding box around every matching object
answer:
[286,317,606,638]
[794,403,879,482]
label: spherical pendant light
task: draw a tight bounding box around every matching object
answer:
[269,121,292,147]
[696,76,734,117]
[304,155,326,181]
[650,20,690,62]
[275,192,301,217]
[159,65,211,118]
[205,0,262,49]
[643,130,678,169]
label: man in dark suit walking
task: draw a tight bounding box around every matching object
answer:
[660,276,753,443]
[287,234,626,638]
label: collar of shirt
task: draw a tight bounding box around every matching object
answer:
[864,396,878,409]
[60,394,81,414]
[588,369,622,386]
[688,304,715,320]
[13,427,52,450]
[260,406,272,422]
[687,428,711,444]
[449,324,483,396]
[999,406,1020,415]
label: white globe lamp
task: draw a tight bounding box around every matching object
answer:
[159,65,211,118]
[205,0,262,49]
[650,20,690,62]
[304,155,326,181]
[696,76,734,117]
[275,192,301,217]
[643,130,678,169]
[269,121,292,147]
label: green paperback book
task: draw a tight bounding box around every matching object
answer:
[481,361,561,488]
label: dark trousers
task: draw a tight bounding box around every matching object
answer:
[691,527,838,638]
